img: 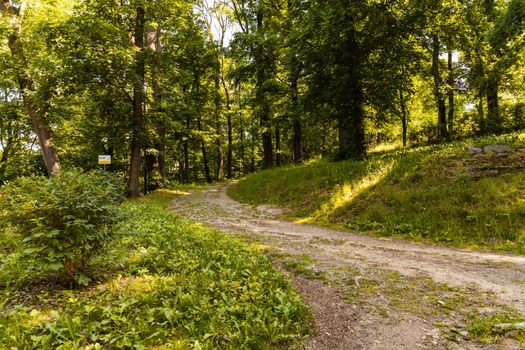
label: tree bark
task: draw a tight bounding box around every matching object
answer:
[447,50,455,135]
[486,76,501,133]
[0,122,14,177]
[478,91,485,133]
[337,25,365,160]
[239,118,245,175]
[226,109,233,178]
[183,118,190,183]
[222,77,233,179]
[148,26,166,186]
[291,59,302,164]
[256,9,273,168]
[215,74,224,181]
[198,117,212,183]
[2,0,60,176]
[275,123,281,167]
[432,35,448,141]
[399,89,408,147]
[128,6,146,197]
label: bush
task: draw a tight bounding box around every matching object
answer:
[0,169,124,284]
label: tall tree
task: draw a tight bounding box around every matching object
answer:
[128,5,146,197]
[1,0,61,176]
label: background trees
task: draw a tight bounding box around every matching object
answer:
[0,0,524,191]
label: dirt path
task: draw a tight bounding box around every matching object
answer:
[170,185,525,350]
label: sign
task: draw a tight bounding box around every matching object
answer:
[98,155,111,165]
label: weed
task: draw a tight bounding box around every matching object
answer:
[467,312,525,344]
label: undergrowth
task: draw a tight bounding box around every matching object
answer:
[0,191,311,349]
[229,133,525,254]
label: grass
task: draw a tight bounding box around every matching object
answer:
[0,190,311,349]
[229,132,525,254]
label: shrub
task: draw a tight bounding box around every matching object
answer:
[0,169,124,284]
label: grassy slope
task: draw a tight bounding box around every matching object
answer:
[229,134,525,254]
[0,191,311,349]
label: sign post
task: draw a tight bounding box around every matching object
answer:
[98,155,111,171]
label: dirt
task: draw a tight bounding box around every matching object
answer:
[170,185,525,350]
[464,151,525,178]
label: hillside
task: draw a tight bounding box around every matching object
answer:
[229,134,525,254]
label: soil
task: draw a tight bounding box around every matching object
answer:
[170,185,525,350]
[464,151,525,179]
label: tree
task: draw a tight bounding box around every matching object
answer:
[1,0,61,175]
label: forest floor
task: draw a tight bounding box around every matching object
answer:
[170,184,525,350]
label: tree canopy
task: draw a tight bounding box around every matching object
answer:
[1,0,524,193]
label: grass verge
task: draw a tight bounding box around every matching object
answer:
[229,133,525,254]
[0,190,311,349]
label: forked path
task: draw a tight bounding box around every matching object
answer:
[171,185,525,350]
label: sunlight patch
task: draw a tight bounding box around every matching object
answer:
[319,162,394,216]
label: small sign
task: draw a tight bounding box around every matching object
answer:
[98,155,111,165]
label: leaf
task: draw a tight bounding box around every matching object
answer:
[76,272,92,286]
[22,247,42,254]
[48,262,63,271]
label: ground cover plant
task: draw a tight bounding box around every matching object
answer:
[229,133,525,254]
[0,170,124,284]
[0,190,311,349]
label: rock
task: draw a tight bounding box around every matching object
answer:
[256,205,290,216]
[466,146,483,155]
[495,322,525,330]
[483,144,513,154]
[459,331,469,338]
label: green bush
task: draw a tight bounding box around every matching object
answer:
[0,169,124,284]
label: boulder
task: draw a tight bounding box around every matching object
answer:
[466,146,483,155]
[483,144,513,154]
[256,205,290,216]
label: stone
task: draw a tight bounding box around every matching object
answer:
[483,144,513,154]
[495,322,525,330]
[256,205,290,216]
[466,146,483,155]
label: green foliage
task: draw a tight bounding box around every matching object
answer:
[230,133,525,253]
[0,170,125,283]
[0,191,311,349]
[467,312,525,343]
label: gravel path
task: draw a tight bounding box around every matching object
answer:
[170,185,525,350]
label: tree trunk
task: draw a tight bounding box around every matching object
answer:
[250,137,255,172]
[399,89,408,147]
[183,128,189,183]
[291,60,302,164]
[447,50,455,135]
[224,80,233,179]
[478,91,485,133]
[275,123,281,167]
[0,123,14,177]
[215,75,224,181]
[240,112,246,175]
[338,25,366,160]
[148,26,166,186]
[2,0,60,176]
[486,76,501,133]
[432,35,448,141]
[226,111,233,178]
[128,6,146,197]
[256,9,273,168]
[198,118,212,183]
